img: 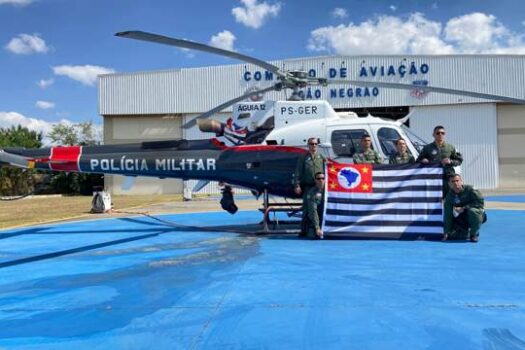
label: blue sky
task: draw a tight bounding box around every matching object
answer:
[1,0,525,140]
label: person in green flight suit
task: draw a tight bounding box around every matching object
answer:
[305,172,325,239]
[416,125,463,197]
[443,174,486,243]
[294,137,326,236]
[354,134,382,164]
[389,138,416,164]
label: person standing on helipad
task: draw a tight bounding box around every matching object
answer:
[305,172,325,239]
[294,137,326,236]
[417,125,463,196]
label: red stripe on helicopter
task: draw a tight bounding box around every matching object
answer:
[49,146,82,171]
[211,138,228,149]
[232,145,306,154]
[211,138,306,154]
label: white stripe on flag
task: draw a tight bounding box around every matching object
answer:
[372,167,443,177]
[328,191,442,200]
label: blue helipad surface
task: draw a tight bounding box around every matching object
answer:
[486,195,525,203]
[1,209,524,349]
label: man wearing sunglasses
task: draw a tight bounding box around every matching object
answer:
[294,137,326,236]
[305,172,326,239]
[417,125,463,196]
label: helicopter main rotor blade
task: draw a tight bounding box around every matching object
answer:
[328,80,525,105]
[182,84,279,129]
[116,31,285,79]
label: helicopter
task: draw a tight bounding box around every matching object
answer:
[2,31,525,213]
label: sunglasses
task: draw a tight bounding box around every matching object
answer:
[315,177,325,180]
[435,131,445,135]
[308,143,318,146]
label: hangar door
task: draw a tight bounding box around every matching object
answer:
[497,105,525,188]
[409,103,499,189]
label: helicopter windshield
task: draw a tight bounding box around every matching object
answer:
[401,125,427,153]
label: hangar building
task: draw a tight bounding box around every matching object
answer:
[98,55,525,194]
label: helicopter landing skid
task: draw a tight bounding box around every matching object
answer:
[258,189,302,234]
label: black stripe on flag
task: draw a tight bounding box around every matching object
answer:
[324,220,444,227]
[373,185,442,193]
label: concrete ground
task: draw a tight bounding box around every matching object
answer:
[0,196,524,349]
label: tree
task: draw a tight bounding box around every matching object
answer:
[48,121,103,195]
[48,124,78,146]
[0,126,42,196]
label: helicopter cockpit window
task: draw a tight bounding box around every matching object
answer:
[377,127,404,157]
[237,113,251,120]
[331,129,368,157]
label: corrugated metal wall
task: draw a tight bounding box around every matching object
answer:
[409,103,498,189]
[99,55,525,115]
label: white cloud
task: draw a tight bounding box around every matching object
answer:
[35,100,55,109]
[37,78,54,89]
[0,112,64,144]
[390,5,397,11]
[331,8,348,19]
[308,12,525,55]
[0,111,102,145]
[209,30,236,51]
[0,0,33,6]
[5,33,49,55]
[444,13,508,52]
[52,65,115,86]
[232,0,281,29]
[308,13,454,55]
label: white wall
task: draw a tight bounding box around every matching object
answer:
[409,103,498,189]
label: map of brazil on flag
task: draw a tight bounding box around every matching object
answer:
[323,162,444,239]
[328,163,373,193]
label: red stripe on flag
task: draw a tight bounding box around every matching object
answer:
[327,161,373,193]
[49,146,81,171]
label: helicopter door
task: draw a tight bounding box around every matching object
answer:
[329,128,371,162]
